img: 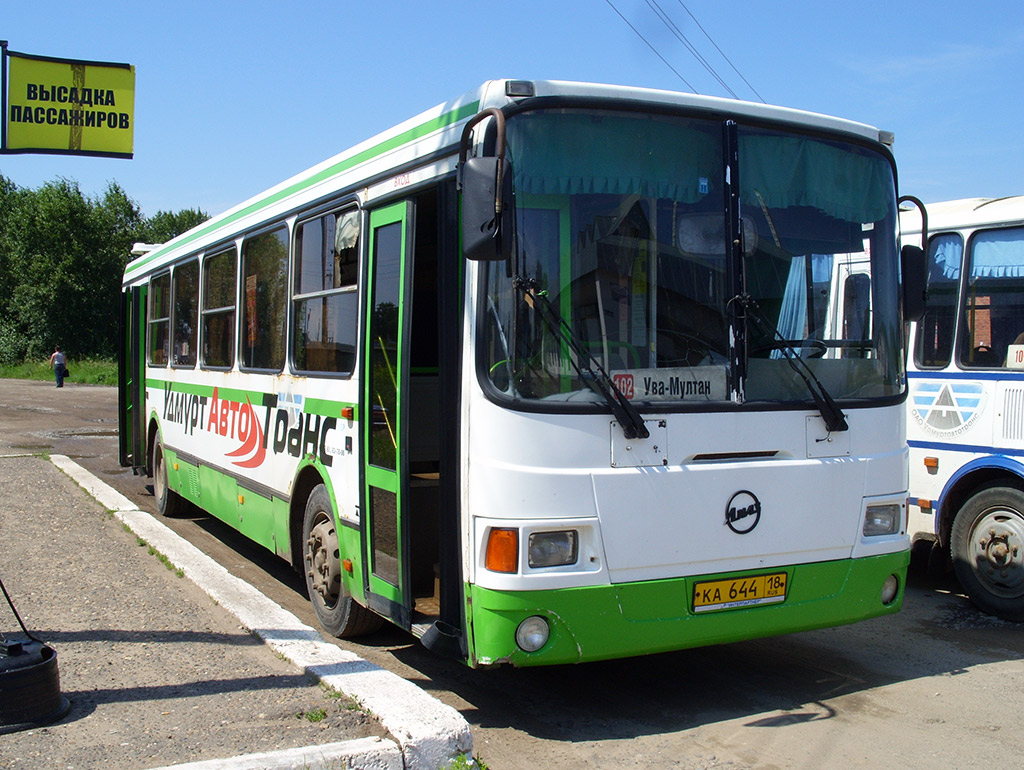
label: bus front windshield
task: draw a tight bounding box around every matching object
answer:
[481,108,904,409]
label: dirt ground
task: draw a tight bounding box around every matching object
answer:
[4,378,1024,770]
[0,381,386,769]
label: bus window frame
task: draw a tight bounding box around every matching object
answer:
[170,256,200,370]
[914,230,964,371]
[956,224,1024,371]
[290,202,362,379]
[200,243,239,372]
[238,222,291,374]
[147,270,171,367]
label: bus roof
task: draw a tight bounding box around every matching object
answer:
[900,195,1024,235]
[124,79,893,284]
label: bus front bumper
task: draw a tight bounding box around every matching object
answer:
[466,552,909,667]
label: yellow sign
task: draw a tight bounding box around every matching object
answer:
[4,49,135,158]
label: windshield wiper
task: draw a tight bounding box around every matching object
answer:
[733,292,849,433]
[512,276,650,440]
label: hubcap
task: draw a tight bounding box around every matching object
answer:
[971,508,1024,597]
[306,513,341,607]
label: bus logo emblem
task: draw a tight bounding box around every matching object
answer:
[725,490,761,534]
[910,380,985,436]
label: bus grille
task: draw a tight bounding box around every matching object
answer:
[1003,387,1024,441]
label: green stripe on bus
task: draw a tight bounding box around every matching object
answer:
[148,378,357,418]
[125,99,481,281]
[304,397,358,420]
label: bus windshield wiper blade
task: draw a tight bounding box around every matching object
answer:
[735,293,849,433]
[513,276,650,440]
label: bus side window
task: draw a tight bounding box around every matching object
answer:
[915,233,962,369]
[960,226,1024,369]
[172,259,199,367]
[292,208,359,375]
[148,271,170,366]
[201,247,237,369]
[241,227,289,371]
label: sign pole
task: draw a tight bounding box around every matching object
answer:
[1,40,8,152]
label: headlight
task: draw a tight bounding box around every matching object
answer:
[528,530,578,568]
[881,574,900,605]
[864,503,901,536]
[515,616,550,652]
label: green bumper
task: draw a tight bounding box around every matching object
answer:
[467,552,909,667]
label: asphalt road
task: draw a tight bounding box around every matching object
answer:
[3,379,1022,770]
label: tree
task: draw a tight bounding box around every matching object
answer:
[0,175,210,363]
[5,179,140,359]
[136,207,209,245]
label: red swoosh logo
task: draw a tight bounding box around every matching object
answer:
[225,396,266,468]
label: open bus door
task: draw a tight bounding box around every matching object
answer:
[118,285,147,471]
[360,189,464,657]
[362,200,417,629]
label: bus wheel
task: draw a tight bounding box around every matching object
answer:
[951,485,1024,621]
[302,484,383,638]
[152,435,183,517]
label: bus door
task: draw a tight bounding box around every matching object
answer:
[362,201,415,628]
[118,284,148,471]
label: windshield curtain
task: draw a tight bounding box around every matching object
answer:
[481,108,903,408]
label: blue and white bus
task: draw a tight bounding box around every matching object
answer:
[903,196,1024,620]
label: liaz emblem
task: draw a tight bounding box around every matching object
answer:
[725,490,761,534]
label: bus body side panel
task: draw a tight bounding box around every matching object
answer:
[908,370,1024,544]
[146,372,363,567]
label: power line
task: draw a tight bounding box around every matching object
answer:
[675,0,765,102]
[644,0,739,99]
[603,0,699,93]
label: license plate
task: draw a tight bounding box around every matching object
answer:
[692,572,788,612]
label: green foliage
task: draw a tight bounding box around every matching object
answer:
[0,173,209,364]
[446,755,489,770]
[136,207,210,244]
[0,356,118,384]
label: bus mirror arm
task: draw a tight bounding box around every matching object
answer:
[458,108,514,262]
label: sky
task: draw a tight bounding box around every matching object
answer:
[2,0,1022,219]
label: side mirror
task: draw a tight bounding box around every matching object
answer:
[901,244,926,322]
[460,156,514,261]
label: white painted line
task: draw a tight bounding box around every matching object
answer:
[49,455,473,770]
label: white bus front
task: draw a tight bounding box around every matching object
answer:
[460,99,909,666]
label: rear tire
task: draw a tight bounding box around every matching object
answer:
[152,434,184,517]
[302,484,383,637]
[951,484,1024,621]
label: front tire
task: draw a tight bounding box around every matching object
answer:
[302,484,382,637]
[152,434,184,517]
[951,484,1024,621]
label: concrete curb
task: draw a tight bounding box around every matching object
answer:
[49,455,473,770]
[150,737,403,770]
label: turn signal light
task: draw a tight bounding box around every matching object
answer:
[485,528,519,573]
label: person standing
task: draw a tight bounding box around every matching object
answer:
[49,346,67,388]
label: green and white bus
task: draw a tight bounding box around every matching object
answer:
[119,79,915,667]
